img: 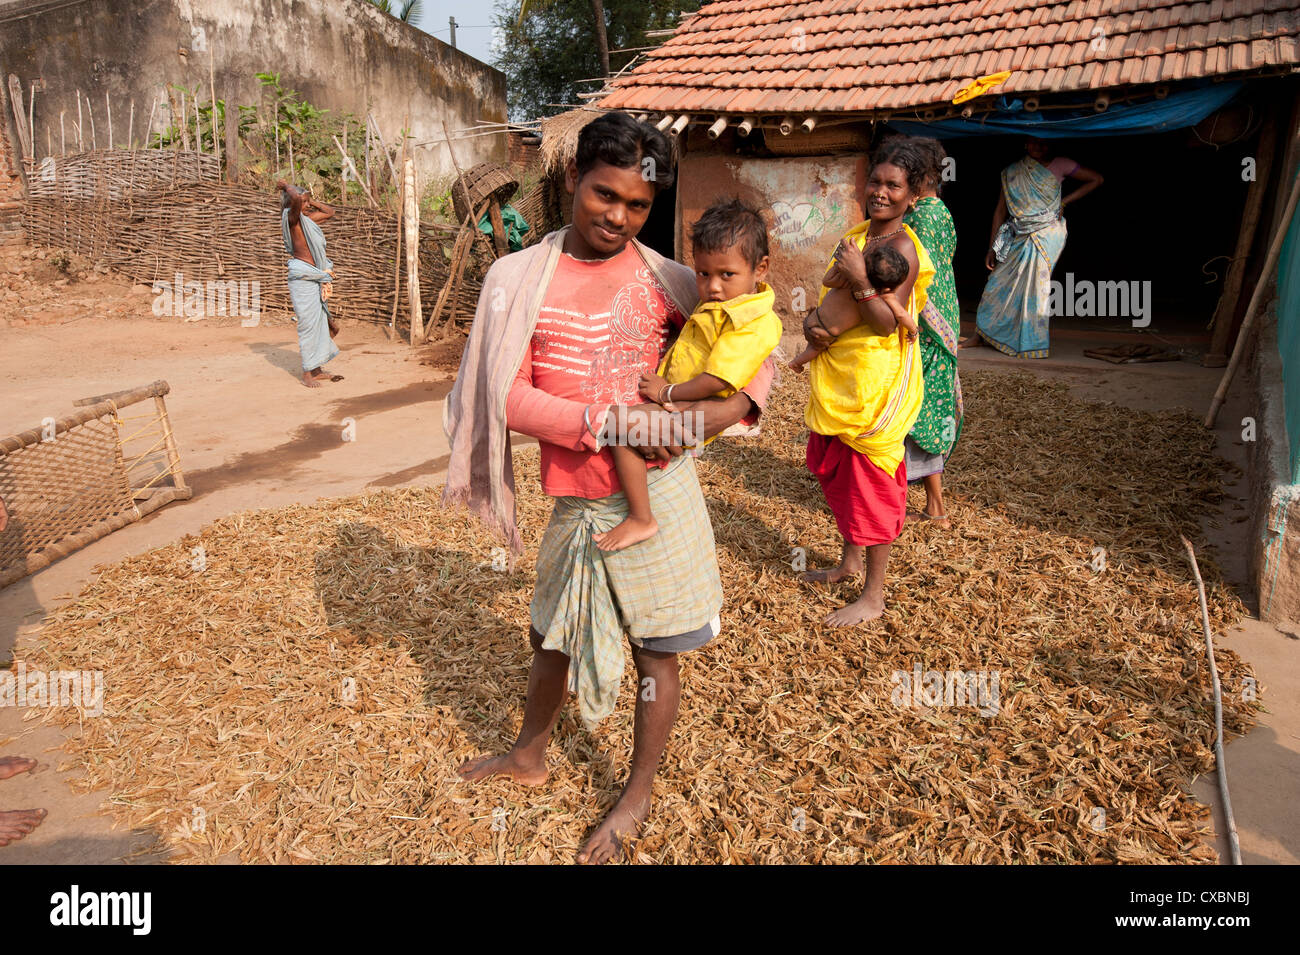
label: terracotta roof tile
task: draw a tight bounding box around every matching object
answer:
[598,0,1300,116]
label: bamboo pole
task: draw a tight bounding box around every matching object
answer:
[331,134,375,207]
[28,83,36,158]
[154,393,188,492]
[86,94,95,150]
[429,197,489,338]
[1205,163,1300,428]
[77,91,84,150]
[368,111,399,191]
[404,157,422,343]
[60,110,65,155]
[224,89,238,182]
[341,120,347,200]
[106,91,112,149]
[209,47,219,173]
[179,90,188,150]
[143,98,156,151]
[390,170,403,340]
[1205,115,1279,367]
[128,99,134,149]
[288,129,295,182]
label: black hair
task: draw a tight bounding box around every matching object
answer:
[689,197,770,268]
[869,137,928,195]
[574,111,675,192]
[910,136,948,195]
[866,245,909,290]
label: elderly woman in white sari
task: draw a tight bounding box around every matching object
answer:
[278,181,342,388]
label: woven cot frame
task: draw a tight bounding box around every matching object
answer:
[0,381,192,590]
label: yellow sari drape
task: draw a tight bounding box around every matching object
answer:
[805,222,934,476]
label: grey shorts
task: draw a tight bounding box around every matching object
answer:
[629,613,721,654]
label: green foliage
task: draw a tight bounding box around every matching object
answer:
[494,0,701,121]
[145,73,403,207]
[367,0,424,23]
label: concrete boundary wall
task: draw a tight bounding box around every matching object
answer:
[0,0,506,189]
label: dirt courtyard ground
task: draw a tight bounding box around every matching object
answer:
[0,249,1295,864]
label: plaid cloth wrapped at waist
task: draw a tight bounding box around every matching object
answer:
[530,453,722,728]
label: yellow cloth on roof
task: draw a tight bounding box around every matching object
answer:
[660,281,781,394]
[953,70,1012,105]
[804,222,934,476]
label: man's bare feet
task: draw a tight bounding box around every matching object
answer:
[958,334,985,349]
[0,756,36,781]
[311,369,344,383]
[824,592,885,627]
[457,751,548,787]
[593,516,658,552]
[0,808,47,847]
[302,371,323,388]
[799,562,861,585]
[577,787,650,865]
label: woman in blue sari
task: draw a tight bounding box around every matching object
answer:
[963,139,1102,358]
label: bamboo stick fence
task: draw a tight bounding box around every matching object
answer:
[21,149,507,328]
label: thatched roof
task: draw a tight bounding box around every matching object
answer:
[540,108,608,177]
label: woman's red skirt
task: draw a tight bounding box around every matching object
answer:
[806,432,907,546]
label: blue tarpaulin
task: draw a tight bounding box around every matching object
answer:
[888,81,1244,139]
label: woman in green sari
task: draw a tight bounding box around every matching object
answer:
[902,138,961,527]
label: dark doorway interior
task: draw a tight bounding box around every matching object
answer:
[928,129,1254,335]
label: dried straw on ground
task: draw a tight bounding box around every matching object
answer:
[27,370,1255,863]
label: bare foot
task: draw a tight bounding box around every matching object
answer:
[0,808,47,847]
[457,751,548,787]
[905,510,952,529]
[312,370,344,382]
[799,563,861,585]
[302,371,323,388]
[958,334,985,350]
[593,516,658,552]
[824,592,885,627]
[0,756,36,781]
[577,788,650,865]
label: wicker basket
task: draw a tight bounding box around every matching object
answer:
[452,163,519,223]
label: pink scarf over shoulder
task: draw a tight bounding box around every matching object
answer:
[441,227,699,551]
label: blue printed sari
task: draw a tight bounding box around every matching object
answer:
[975,157,1067,359]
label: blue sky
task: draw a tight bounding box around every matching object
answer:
[407,0,505,68]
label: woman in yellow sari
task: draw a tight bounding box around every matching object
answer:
[801,138,934,626]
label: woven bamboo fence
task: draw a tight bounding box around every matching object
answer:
[0,381,191,590]
[20,149,519,328]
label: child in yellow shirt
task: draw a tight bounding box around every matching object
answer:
[593,198,782,551]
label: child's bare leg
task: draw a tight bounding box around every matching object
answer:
[799,539,863,584]
[458,627,569,786]
[578,645,681,864]
[787,343,821,371]
[593,445,658,552]
[817,287,862,335]
[825,542,890,626]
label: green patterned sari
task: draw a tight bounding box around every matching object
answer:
[903,197,963,459]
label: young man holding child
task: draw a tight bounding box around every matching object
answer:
[442,112,776,864]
